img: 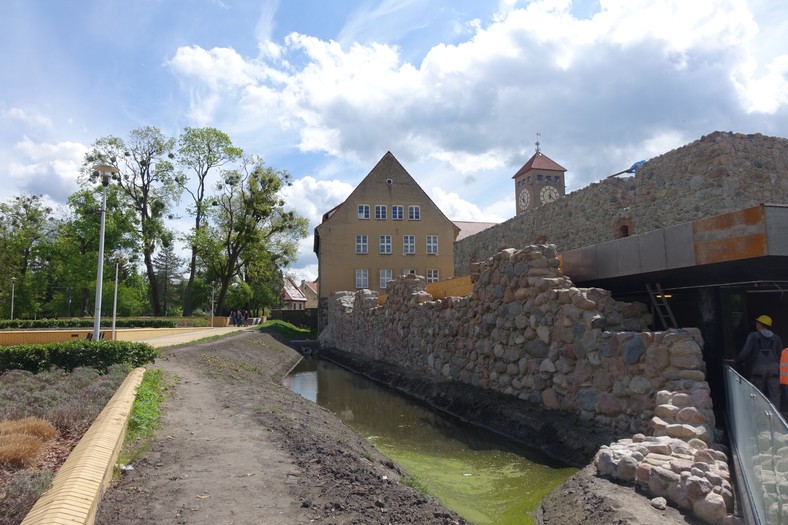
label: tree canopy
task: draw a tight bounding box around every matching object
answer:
[1,126,307,321]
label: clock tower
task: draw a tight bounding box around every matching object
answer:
[513,137,567,216]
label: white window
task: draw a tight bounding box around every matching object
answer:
[375,205,387,220]
[355,269,369,288]
[355,235,368,254]
[408,205,421,220]
[358,205,370,219]
[379,235,392,254]
[427,269,439,283]
[392,205,404,220]
[403,235,415,254]
[426,235,438,255]
[379,269,393,289]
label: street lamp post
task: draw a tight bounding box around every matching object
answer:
[210,285,216,328]
[10,276,16,321]
[111,255,121,341]
[91,164,119,341]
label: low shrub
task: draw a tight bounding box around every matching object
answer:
[0,318,178,330]
[0,470,54,524]
[0,434,47,469]
[0,417,57,441]
[0,365,132,433]
[0,368,128,524]
[0,340,160,374]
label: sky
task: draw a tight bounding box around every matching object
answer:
[1,0,787,282]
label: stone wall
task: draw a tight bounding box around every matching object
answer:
[455,131,788,276]
[320,243,737,523]
[320,245,714,438]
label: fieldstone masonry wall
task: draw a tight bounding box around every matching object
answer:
[455,131,788,275]
[320,244,739,523]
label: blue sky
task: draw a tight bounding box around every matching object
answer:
[1,0,787,281]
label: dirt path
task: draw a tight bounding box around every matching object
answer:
[96,330,468,525]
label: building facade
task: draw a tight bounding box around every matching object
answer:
[299,280,319,309]
[314,152,460,302]
[282,278,307,310]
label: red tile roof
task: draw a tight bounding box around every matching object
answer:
[512,152,566,179]
[301,280,318,294]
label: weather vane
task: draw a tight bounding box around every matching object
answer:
[535,131,541,153]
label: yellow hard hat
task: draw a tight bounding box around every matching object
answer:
[756,315,773,327]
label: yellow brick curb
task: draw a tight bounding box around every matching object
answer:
[21,367,146,525]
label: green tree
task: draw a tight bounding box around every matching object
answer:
[152,243,184,316]
[224,281,253,311]
[176,127,243,316]
[198,156,308,314]
[0,194,57,319]
[83,126,180,316]
[51,189,137,317]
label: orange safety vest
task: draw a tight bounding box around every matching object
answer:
[781,348,788,385]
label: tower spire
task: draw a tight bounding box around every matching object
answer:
[535,131,541,154]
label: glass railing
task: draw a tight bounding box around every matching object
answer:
[725,365,788,525]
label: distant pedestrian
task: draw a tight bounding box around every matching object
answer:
[243,310,249,327]
[736,315,782,410]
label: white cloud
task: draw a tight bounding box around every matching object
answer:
[280,175,354,227]
[288,262,319,283]
[430,187,509,222]
[9,137,88,201]
[278,175,355,281]
[167,0,785,190]
[735,55,788,114]
[2,107,54,129]
[255,0,280,43]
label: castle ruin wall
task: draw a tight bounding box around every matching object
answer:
[455,131,788,276]
[320,244,737,523]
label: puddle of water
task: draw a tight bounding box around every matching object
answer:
[285,358,577,525]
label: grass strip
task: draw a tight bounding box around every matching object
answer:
[260,319,316,340]
[118,368,169,466]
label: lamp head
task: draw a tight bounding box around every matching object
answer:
[91,164,120,187]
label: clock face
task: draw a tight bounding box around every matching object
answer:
[540,185,560,204]
[518,189,530,210]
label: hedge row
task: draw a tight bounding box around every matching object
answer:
[0,318,178,330]
[0,340,160,373]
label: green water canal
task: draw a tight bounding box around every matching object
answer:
[284,358,577,524]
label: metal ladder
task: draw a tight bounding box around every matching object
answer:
[646,283,677,330]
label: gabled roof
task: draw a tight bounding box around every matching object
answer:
[453,221,499,241]
[300,280,318,294]
[283,279,307,302]
[315,151,460,235]
[512,151,567,179]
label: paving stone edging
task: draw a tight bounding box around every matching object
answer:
[21,367,146,525]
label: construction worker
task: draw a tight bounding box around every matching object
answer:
[735,315,782,410]
[781,344,788,412]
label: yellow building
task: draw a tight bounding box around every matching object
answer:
[314,152,460,302]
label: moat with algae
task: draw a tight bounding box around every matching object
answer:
[285,358,577,525]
